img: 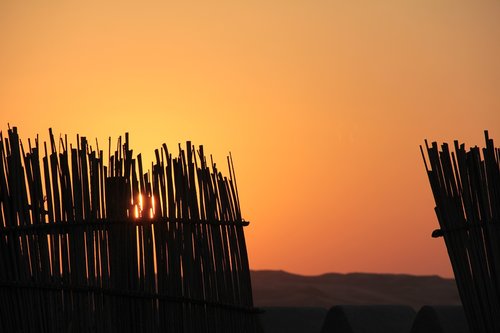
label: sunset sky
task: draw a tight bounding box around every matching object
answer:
[1,0,499,278]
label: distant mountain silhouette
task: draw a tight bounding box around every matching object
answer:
[251,270,460,310]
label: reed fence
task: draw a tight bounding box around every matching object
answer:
[0,126,262,332]
[421,131,500,333]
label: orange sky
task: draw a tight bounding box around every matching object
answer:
[1,0,499,278]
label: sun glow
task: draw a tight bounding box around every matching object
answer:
[133,194,155,219]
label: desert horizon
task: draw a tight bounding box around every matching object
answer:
[250,269,460,310]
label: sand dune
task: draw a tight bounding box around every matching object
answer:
[251,270,460,310]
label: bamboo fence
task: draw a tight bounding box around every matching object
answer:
[421,131,500,333]
[0,126,262,332]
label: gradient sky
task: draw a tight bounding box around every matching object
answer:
[1,0,499,277]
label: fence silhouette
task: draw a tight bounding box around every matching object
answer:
[421,131,500,333]
[0,127,262,332]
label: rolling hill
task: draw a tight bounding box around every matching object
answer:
[251,270,461,310]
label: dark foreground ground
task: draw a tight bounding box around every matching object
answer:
[251,270,460,310]
[251,271,465,333]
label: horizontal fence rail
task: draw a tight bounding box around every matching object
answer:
[421,130,500,333]
[0,126,262,333]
